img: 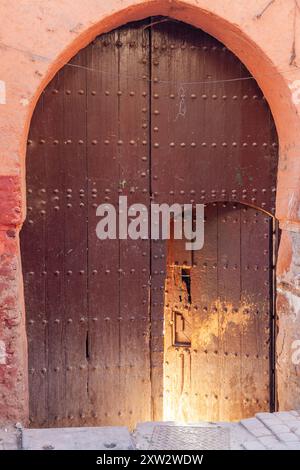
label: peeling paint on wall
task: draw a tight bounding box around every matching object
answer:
[277,287,300,321]
[288,192,297,214]
[0,341,6,365]
[291,339,300,364]
[19,98,29,107]
[0,81,6,105]
[289,80,300,105]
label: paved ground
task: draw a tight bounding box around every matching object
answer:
[133,411,300,450]
[0,426,20,450]
[22,426,134,450]
[1,411,300,450]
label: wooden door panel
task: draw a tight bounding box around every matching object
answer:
[164,203,274,422]
[150,20,277,212]
[22,20,152,429]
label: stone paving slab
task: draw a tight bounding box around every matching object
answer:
[0,427,19,450]
[133,421,177,449]
[238,410,300,450]
[133,421,232,450]
[22,426,134,450]
[242,440,266,450]
[148,425,230,450]
[216,423,251,450]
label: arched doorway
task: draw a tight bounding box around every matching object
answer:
[21,17,278,428]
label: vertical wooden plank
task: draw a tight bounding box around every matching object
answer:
[240,205,272,415]
[163,254,193,422]
[42,69,66,426]
[117,22,152,428]
[150,238,166,421]
[38,48,89,427]
[190,203,219,422]
[22,94,48,427]
[239,64,278,214]
[217,202,242,421]
[61,49,89,427]
[86,28,121,426]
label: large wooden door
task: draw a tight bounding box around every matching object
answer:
[21,18,278,428]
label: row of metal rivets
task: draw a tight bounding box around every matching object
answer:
[29,364,143,372]
[30,411,136,422]
[153,198,274,210]
[27,206,274,214]
[52,89,148,96]
[192,255,270,265]
[29,139,150,145]
[98,42,228,52]
[27,188,150,195]
[164,349,269,361]
[193,264,270,269]
[97,40,227,50]
[154,45,228,52]
[28,317,149,324]
[167,305,270,313]
[28,196,274,203]
[202,198,275,204]
[27,187,276,194]
[155,93,262,100]
[27,139,277,147]
[153,141,276,148]
[27,273,161,281]
[27,194,274,201]
[26,266,151,275]
[208,261,269,268]
[159,188,273,197]
[28,191,151,197]
[51,90,263,100]
[218,218,269,223]
[153,93,266,99]
[170,350,270,358]
[163,390,269,401]
[27,268,150,275]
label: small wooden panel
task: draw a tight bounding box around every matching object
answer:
[164,203,274,422]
